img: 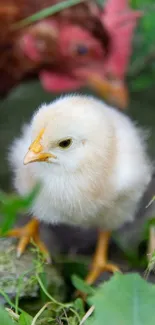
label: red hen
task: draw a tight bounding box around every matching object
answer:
[0,0,141,109]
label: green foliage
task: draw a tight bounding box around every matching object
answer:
[129,0,155,91]
[0,185,40,234]
[1,242,155,325]
[72,275,94,296]
[18,312,33,325]
[0,250,82,325]
[60,254,90,281]
[0,307,14,325]
[73,298,85,318]
[85,273,155,325]
[145,250,155,278]
[0,307,33,325]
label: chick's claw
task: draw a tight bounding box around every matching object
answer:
[86,261,120,285]
[75,263,120,302]
[75,231,121,301]
[86,230,121,285]
[6,218,51,263]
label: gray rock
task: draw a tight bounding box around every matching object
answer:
[0,238,66,305]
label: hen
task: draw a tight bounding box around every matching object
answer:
[7,94,152,284]
[0,0,141,109]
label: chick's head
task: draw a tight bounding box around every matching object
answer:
[24,95,113,174]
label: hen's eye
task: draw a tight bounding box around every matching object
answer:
[58,139,72,149]
[76,45,88,55]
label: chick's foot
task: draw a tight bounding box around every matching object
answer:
[86,230,120,285]
[6,218,51,262]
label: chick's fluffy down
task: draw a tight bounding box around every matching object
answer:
[8,95,153,230]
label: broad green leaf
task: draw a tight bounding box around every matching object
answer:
[13,0,87,29]
[72,274,94,295]
[0,307,14,325]
[86,273,155,325]
[19,311,33,325]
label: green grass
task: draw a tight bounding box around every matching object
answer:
[1,190,155,324]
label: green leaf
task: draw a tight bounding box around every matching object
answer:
[19,311,33,325]
[39,272,48,302]
[73,298,85,318]
[86,273,155,325]
[13,0,87,29]
[0,307,14,325]
[72,274,94,295]
[0,184,40,234]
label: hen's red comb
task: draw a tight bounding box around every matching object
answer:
[101,0,142,79]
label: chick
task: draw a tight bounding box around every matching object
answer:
[8,95,152,284]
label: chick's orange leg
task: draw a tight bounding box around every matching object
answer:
[85,230,120,285]
[6,218,51,262]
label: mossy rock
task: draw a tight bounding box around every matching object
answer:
[0,238,66,305]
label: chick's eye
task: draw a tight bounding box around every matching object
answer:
[58,139,72,149]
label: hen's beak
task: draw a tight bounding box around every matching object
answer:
[88,75,128,110]
[23,128,56,165]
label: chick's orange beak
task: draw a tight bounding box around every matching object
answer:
[23,128,56,165]
[24,151,56,165]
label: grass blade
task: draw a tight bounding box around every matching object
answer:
[13,0,87,29]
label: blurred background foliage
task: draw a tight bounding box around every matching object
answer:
[129,0,155,90]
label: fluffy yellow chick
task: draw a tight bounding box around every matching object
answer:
[8,95,152,284]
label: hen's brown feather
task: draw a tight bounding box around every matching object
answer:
[0,1,110,95]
